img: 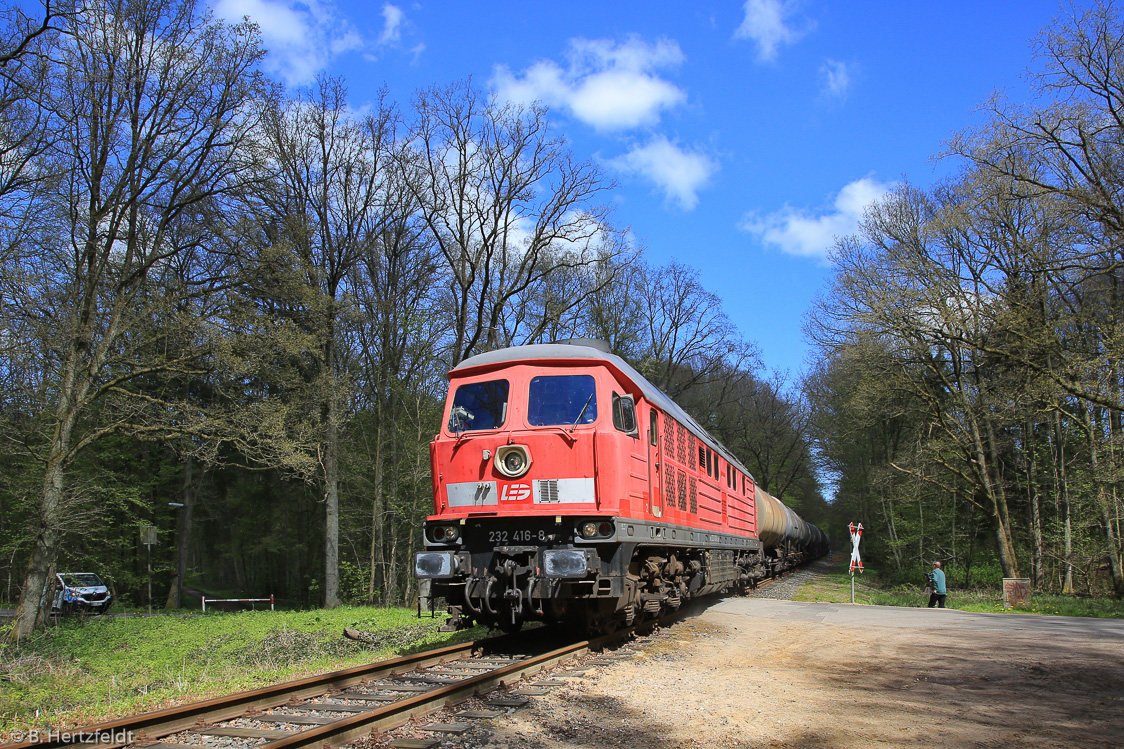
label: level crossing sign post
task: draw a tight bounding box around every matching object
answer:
[848,522,864,604]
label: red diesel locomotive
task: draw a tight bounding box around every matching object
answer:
[415,340,829,633]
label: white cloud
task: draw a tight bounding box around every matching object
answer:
[377,4,403,47]
[741,177,894,259]
[734,0,805,62]
[492,36,686,131]
[820,59,851,98]
[606,136,718,211]
[213,0,364,86]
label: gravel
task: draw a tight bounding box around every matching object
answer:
[742,557,835,601]
[364,560,835,749]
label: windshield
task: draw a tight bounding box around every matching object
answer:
[448,379,509,431]
[59,573,103,587]
[528,374,597,426]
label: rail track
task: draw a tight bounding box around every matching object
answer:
[0,567,806,749]
[0,626,632,749]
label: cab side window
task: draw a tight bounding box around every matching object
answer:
[612,392,638,437]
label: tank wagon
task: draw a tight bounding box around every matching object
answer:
[415,340,829,633]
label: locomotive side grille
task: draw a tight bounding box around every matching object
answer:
[677,469,687,510]
[537,479,560,503]
[664,463,674,500]
[677,422,687,463]
[664,417,675,457]
[689,476,698,514]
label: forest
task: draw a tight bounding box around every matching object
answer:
[3,0,1124,643]
[806,2,1124,600]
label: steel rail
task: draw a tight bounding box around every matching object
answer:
[1,562,817,749]
[0,637,495,749]
[258,634,611,749]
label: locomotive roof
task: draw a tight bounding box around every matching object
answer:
[452,342,755,482]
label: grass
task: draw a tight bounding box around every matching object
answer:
[792,558,1124,618]
[4,562,1121,738]
[0,606,485,737]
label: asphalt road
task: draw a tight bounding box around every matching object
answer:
[712,596,1124,639]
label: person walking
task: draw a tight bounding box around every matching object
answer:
[928,561,947,608]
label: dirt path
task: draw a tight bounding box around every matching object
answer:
[458,594,1124,748]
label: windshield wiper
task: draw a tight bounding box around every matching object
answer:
[569,393,594,433]
[450,406,474,438]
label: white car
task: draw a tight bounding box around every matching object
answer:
[52,572,113,615]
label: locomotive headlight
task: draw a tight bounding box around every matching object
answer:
[429,524,460,543]
[504,451,524,473]
[544,549,592,578]
[579,520,615,539]
[415,551,455,578]
[495,445,531,478]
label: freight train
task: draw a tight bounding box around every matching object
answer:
[415,340,829,634]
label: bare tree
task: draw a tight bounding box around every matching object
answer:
[403,80,623,366]
[575,251,646,358]
[944,1,1124,592]
[0,1,70,67]
[231,78,396,607]
[348,151,443,604]
[719,373,813,498]
[0,1,67,295]
[7,0,266,641]
[634,260,755,399]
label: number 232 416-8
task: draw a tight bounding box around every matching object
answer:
[489,530,547,544]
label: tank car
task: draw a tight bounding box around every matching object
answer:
[415,340,829,633]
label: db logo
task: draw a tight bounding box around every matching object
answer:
[501,483,532,501]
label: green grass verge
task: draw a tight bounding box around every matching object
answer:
[792,559,1124,618]
[0,607,485,736]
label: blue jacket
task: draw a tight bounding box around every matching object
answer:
[931,568,946,594]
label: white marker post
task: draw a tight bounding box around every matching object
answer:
[849,522,864,604]
[140,526,157,615]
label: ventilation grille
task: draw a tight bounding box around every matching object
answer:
[537,479,559,503]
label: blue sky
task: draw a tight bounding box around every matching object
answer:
[210,0,1067,380]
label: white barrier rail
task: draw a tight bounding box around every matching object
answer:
[201,594,275,612]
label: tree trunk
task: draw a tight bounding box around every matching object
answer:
[10,367,82,641]
[1027,420,1044,589]
[9,463,64,641]
[324,409,341,608]
[383,406,402,601]
[963,503,976,588]
[321,324,342,609]
[1087,407,1124,595]
[989,510,1020,581]
[368,403,384,605]
[969,403,1019,578]
[404,395,429,605]
[165,454,196,609]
